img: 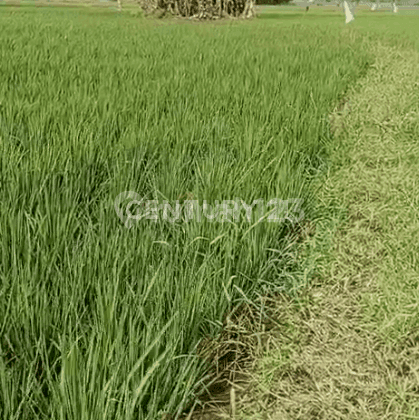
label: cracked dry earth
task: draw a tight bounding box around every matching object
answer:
[180,40,419,420]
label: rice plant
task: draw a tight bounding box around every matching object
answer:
[0,6,373,419]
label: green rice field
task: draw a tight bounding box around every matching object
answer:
[0,4,418,419]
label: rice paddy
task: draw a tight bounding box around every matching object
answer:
[0,3,418,419]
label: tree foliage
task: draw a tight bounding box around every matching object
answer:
[137,0,256,18]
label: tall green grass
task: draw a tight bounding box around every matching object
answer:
[0,6,372,419]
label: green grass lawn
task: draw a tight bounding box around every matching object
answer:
[0,4,405,419]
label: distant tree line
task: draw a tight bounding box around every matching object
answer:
[137,0,256,18]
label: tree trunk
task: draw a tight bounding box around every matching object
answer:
[138,0,255,19]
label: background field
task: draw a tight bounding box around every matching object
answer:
[0,4,416,420]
